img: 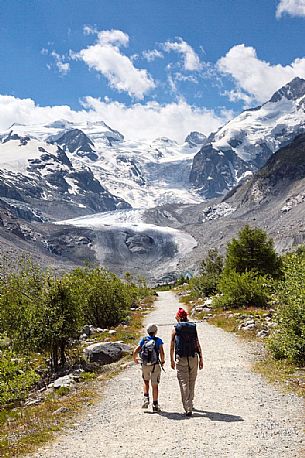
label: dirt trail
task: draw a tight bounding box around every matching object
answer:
[33,291,304,457]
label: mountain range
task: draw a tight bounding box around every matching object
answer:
[0,77,305,280]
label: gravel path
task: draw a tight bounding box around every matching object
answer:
[33,291,304,457]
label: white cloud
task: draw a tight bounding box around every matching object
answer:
[217,44,305,103]
[276,0,305,18]
[223,89,256,107]
[163,38,202,71]
[83,25,98,36]
[0,95,229,143]
[97,29,129,47]
[174,72,199,84]
[81,97,229,142]
[50,51,70,75]
[0,96,78,129]
[75,29,155,99]
[142,49,164,62]
[42,49,70,75]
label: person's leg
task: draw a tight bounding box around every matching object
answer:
[176,357,190,412]
[143,379,149,396]
[152,384,158,402]
[188,355,199,413]
[142,366,151,408]
[151,364,161,412]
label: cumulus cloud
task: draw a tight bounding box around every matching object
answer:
[163,38,202,71]
[217,44,305,103]
[74,29,155,99]
[81,97,229,141]
[276,0,305,18]
[0,95,229,143]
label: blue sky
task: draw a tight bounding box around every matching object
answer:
[1,0,305,141]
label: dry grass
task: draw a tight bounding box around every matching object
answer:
[0,384,98,457]
[207,313,238,333]
[0,298,155,457]
[254,358,305,398]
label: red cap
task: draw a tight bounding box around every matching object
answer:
[176,307,188,320]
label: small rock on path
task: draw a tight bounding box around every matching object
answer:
[32,291,304,458]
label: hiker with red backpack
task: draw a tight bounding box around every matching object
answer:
[170,307,203,416]
[133,323,165,412]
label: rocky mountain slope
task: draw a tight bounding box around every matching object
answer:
[190,77,305,198]
[162,133,305,273]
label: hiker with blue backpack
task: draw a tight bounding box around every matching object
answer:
[133,323,165,412]
[170,307,203,416]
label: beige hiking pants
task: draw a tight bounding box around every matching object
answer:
[176,355,199,413]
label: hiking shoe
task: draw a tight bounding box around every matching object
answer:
[142,399,149,409]
[152,404,161,412]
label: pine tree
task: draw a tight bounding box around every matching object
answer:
[225,225,282,277]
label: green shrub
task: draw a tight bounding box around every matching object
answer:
[225,225,282,278]
[214,270,271,308]
[39,277,83,371]
[189,249,223,298]
[0,350,39,406]
[268,250,305,364]
[190,274,218,298]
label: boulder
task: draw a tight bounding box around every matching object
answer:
[194,305,204,312]
[203,298,213,306]
[257,329,269,338]
[49,374,76,389]
[52,406,70,415]
[243,323,256,331]
[83,342,131,364]
[83,324,95,336]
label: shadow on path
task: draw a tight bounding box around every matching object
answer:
[152,409,244,422]
[194,409,244,422]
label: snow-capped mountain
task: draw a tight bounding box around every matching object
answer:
[0,120,204,222]
[190,77,305,197]
[0,132,129,222]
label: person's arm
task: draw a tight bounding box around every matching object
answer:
[159,344,165,365]
[196,337,203,370]
[170,329,176,369]
[133,345,141,364]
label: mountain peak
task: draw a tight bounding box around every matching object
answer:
[185,131,207,147]
[269,77,305,103]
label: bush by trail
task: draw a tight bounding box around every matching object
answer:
[189,248,223,298]
[0,350,39,406]
[213,270,271,309]
[268,249,305,365]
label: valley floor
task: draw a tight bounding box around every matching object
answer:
[32,291,304,458]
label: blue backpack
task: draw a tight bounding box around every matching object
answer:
[175,322,197,358]
[140,337,159,365]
